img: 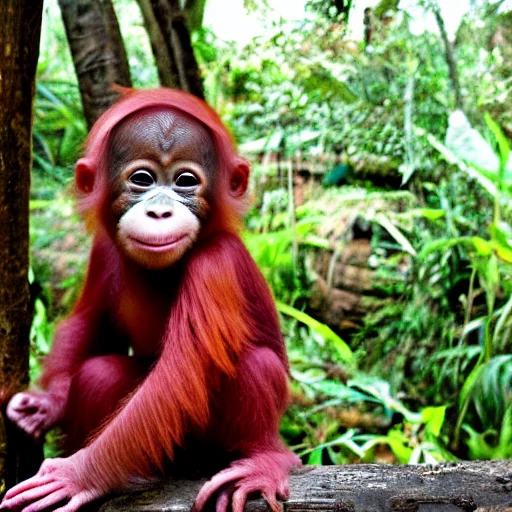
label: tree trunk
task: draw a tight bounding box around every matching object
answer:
[0,0,44,487]
[58,0,133,128]
[136,0,176,87]
[432,4,462,109]
[184,0,208,32]
[146,0,205,99]
[333,0,353,20]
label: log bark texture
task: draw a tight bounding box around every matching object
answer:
[101,461,512,512]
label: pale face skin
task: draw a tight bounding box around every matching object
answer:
[107,108,217,269]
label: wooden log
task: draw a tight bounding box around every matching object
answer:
[101,461,512,512]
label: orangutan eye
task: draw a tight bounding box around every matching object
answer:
[129,170,155,187]
[175,172,199,189]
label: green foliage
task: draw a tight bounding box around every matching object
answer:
[33,82,86,187]
[277,302,353,364]
[305,0,353,22]
[373,0,400,20]
[285,372,452,464]
[357,405,452,465]
[27,264,52,382]
[414,115,512,449]
[463,402,512,459]
[33,0,85,191]
[244,227,303,304]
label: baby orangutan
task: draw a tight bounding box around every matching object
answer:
[2,88,300,512]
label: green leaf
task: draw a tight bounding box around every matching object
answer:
[495,245,512,263]
[348,376,421,422]
[498,403,512,453]
[29,199,54,210]
[301,235,331,249]
[493,295,512,343]
[459,363,486,409]
[421,406,446,437]
[277,302,354,363]
[417,208,446,220]
[373,213,416,256]
[481,254,499,296]
[489,222,512,262]
[417,237,470,259]
[462,425,493,459]
[299,430,364,459]
[415,126,498,196]
[307,448,323,465]
[386,430,413,464]
[485,113,510,179]
[489,221,512,247]
[310,380,379,403]
[471,237,492,256]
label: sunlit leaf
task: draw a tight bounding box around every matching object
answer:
[485,113,510,179]
[307,448,323,465]
[373,213,416,256]
[417,208,446,220]
[422,406,446,437]
[471,237,492,256]
[277,302,353,363]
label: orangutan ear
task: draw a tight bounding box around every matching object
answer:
[75,158,95,193]
[230,158,250,198]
